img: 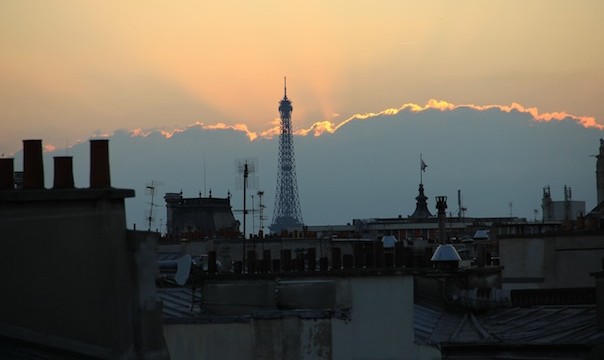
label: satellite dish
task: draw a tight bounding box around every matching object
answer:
[158,254,192,286]
[174,254,192,286]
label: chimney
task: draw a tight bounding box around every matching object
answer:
[89,139,110,188]
[432,196,461,270]
[53,156,75,189]
[23,139,44,189]
[0,158,14,189]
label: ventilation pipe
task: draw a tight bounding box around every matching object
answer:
[53,156,75,189]
[23,139,44,189]
[89,139,110,188]
[436,196,448,244]
[0,158,14,189]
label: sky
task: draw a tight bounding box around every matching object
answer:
[1,1,603,155]
[2,1,604,228]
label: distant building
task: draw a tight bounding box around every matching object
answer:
[164,191,239,239]
[542,185,586,221]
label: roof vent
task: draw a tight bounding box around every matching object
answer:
[431,244,461,270]
[381,235,398,248]
[473,229,489,240]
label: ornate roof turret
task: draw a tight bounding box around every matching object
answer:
[410,183,433,219]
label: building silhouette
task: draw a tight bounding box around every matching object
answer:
[164,191,239,239]
[270,78,304,234]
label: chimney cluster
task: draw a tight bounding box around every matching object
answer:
[0,139,111,190]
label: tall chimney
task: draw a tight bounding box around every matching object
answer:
[0,158,14,190]
[23,139,44,189]
[53,156,75,189]
[90,139,110,188]
[436,196,448,244]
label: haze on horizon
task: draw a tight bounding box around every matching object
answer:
[1,1,603,155]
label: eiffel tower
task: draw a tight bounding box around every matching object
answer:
[270,78,304,233]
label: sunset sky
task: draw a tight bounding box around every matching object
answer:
[1,1,603,155]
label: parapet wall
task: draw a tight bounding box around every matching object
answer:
[162,275,421,360]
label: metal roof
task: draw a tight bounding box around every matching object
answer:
[414,303,604,347]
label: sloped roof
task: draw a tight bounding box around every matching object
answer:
[415,303,604,347]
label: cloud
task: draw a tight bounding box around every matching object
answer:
[126,121,258,141]
[43,144,56,153]
[202,123,258,141]
[89,99,600,146]
[295,99,602,137]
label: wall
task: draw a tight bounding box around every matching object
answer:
[163,275,434,360]
[332,276,414,360]
[500,233,604,289]
[164,323,253,360]
[499,237,546,289]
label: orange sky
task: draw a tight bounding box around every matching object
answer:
[1,1,603,155]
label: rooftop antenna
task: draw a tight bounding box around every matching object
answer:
[236,158,258,270]
[203,155,207,197]
[251,194,256,236]
[457,189,467,220]
[257,190,266,235]
[145,180,163,232]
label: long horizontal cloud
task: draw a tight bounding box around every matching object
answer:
[123,99,601,142]
[128,121,259,141]
[296,99,602,137]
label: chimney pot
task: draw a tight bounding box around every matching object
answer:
[0,158,14,189]
[23,139,44,189]
[89,139,111,188]
[53,156,75,189]
[436,196,448,244]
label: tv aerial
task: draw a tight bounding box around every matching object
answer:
[145,180,163,232]
[235,158,258,270]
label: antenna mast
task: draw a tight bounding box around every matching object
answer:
[236,158,258,270]
[145,180,163,231]
[257,191,265,234]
